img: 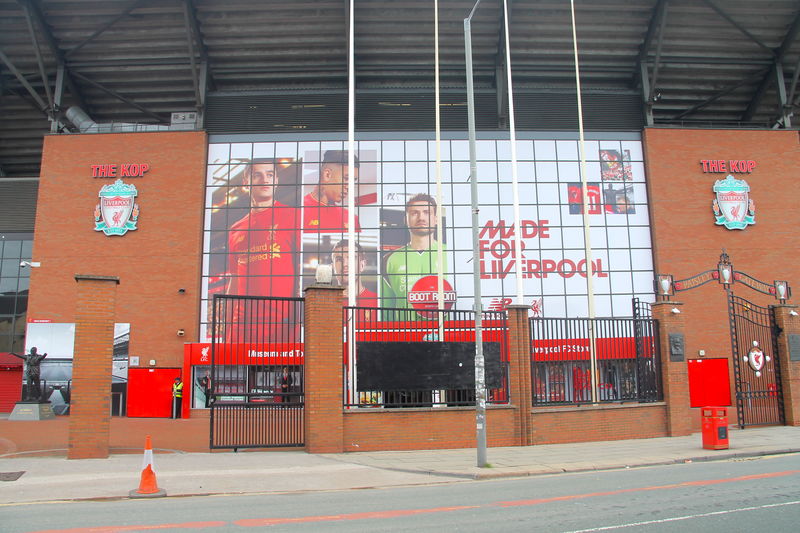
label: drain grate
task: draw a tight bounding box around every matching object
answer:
[0,471,25,481]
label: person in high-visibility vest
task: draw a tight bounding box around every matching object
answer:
[172,377,184,419]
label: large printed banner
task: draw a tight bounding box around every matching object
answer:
[201,138,653,339]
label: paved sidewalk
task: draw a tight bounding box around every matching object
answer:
[1,426,798,505]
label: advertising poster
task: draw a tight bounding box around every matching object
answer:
[201,138,652,339]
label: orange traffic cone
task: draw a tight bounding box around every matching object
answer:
[129,435,167,498]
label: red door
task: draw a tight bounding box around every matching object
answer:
[127,368,181,417]
[0,368,23,413]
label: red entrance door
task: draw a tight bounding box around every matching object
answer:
[127,368,181,417]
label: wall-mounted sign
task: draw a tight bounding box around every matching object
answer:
[700,160,756,173]
[94,179,140,236]
[712,175,755,230]
[91,163,150,178]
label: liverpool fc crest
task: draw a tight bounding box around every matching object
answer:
[94,179,139,236]
[712,175,755,230]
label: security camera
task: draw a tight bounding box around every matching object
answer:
[20,261,41,268]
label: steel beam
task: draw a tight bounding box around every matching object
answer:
[742,10,800,122]
[673,70,766,120]
[0,50,49,113]
[18,0,88,113]
[21,0,53,111]
[70,71,164,122]
[182,0,202,111]
[701,0,774,55]
[787,55,800,109]
[774,62,790,128]
[647,1,668,106]
[64,0,149,59]
[184,0,216,91]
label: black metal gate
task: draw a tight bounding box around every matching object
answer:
[210,294,304,449]
[727,294,784,428]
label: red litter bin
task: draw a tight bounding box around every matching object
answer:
[701,406,729,450]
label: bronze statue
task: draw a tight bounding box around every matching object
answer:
[11,347,48,402]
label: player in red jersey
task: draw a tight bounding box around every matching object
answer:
[331,239,377,322]
[226,158,300,342]
[303,150,361,233]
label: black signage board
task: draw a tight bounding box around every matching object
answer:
[356,341,503,390]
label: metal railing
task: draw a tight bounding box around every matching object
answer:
[531,316,662,406]
[343,306,510,408]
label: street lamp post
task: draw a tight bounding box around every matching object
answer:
[464,0,487,468]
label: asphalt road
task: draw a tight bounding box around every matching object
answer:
[3,453,799,533]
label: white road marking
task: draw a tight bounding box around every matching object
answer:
[565,500,800,532]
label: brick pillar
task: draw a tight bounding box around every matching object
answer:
[69,275,119,459]
[651,301,691,436]
[506,305,532,445]
[772,305,800,426]
[304,284,345,453]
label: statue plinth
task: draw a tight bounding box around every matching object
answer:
[8,401,55,421]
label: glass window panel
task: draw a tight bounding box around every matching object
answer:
[207,143,230,163]
[518,161,535,183]
[405,161,429,184]
[610,271,633,293]
[630,249,654,271]
[3,241,21,258]
[557,161,579,182]
[450,140,469,161]
[606,228,630,249]
[405,140,428,161]
[252,142,276,158]
[0,277,16,292]
[1,259,20,279]
[275,142,298,159]
[534,140,556,160]
[535,161,558,182]
[540,295,564,317]
[358,141,381,161]
[476,140,496,161]
[477,182,498,204]
[620,141,644,161]
[230,143,253,160]
[382,141,404,161]
[566,296,589,316]
[556,140,578,160]
[583,141,599,160]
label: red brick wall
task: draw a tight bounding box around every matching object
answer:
[644,128,800,424]
[32,132,207,369]
[344,407,517,451]
[531,404,667,444]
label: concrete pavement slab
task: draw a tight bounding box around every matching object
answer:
[1,426,798,504]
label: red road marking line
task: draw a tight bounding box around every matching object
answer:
[27,469,800,532]
[235,505,479,527]
[30,522,228,533]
